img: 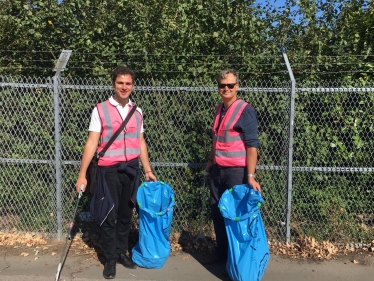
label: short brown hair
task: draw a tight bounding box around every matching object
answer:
[111,66,135,83]
[217,69,239,84]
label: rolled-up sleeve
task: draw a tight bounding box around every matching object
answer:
[233,105,259,148]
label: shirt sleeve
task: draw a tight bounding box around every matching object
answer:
[136,107,145,134]
[88,107,101,132]
[233,104,260,148]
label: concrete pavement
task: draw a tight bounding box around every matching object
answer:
[0,248,373,281]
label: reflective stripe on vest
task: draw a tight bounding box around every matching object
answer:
[96,100,142,166]
[213,99,247,167]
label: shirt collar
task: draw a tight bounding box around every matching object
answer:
[109,96,133,108]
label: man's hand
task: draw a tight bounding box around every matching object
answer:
[205,159,214,179]
[75,176,87,193]
[145,171,157,182]
[248,177,261,193]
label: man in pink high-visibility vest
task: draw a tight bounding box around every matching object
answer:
[75,66,156,279]
[203,69,261,267]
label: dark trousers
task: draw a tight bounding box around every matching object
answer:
[100,167,135,261]
[208,164,247,260]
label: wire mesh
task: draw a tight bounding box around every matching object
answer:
[0,75,373,244]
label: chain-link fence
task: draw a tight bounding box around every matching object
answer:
[1,65,373,245]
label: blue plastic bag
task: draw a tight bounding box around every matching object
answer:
[132,181,176,268]
[219,184,270,281]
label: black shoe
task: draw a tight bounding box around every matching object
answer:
[118,253,137,269]
[103,260,116,279]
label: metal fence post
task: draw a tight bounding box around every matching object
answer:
[283,53,296,243]
[53,50,72,240]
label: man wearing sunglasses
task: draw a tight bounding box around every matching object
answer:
[203,69,261,265]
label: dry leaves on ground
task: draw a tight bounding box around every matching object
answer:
[269,237,374,260]
[0,229,47,247]
[1,229,373,262]
[69,233,101,260]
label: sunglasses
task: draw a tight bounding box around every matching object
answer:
[218,83,237,89]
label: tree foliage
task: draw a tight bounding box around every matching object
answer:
[0,0,372,79]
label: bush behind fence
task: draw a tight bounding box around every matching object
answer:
[0,75,373,244]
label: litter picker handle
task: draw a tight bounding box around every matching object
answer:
[55,183,85,281]
[78,184,84,199]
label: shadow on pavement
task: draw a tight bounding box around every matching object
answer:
[188,251,231,281]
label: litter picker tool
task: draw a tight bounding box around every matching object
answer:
[54,184,84,281]
[194,172,208,245]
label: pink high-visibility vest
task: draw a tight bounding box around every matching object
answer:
[96,100,142,166]
[212,99,247,167]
